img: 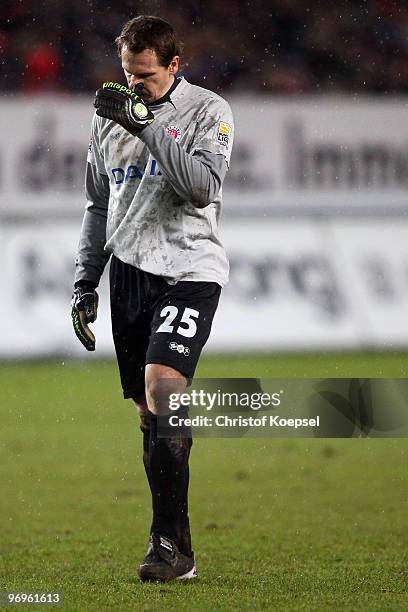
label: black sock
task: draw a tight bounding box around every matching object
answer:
[149,413,193,557]
[140,422,152,493]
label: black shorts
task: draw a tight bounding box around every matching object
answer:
[110,255,221,399]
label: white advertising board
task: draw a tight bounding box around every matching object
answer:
[211,218,408,350]
[1,96,408,216]
[1,218,407,357]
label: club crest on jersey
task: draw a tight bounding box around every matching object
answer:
[217,121,231,147]
[166,125,182,141]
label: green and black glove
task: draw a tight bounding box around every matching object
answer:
[71,283,99,351]
[94,81,154,135]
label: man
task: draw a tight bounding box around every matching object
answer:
[71,15,234,582]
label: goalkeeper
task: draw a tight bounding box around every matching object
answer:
[72,15,234,582]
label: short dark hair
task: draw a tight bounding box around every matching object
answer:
[115,15,183,67]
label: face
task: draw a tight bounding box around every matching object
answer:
[121,47,179,103]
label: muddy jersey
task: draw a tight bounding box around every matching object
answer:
[75,77,234,286]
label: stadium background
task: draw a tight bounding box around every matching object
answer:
[1,1,407,610]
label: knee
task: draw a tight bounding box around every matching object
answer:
[145,364,187,416]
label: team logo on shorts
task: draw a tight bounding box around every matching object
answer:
[166,125,182,141]
[217,121,231,147]
[169,341,190,356]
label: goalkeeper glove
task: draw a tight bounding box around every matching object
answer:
[71,283,99,351]
[94,81,154,135]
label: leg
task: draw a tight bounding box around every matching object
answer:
[145,363,193,557]
[131,395,152,493]
[132,392,189,548]
[109,258,197,581]
[137,279,221,581]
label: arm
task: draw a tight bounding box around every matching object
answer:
[138,123,228,208]
[75,112,110,287]
[72,117,110,352]
[74,161,110,287]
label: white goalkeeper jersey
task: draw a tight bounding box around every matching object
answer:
[76,77,234,287]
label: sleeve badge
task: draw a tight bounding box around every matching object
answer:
[217,121,231,147]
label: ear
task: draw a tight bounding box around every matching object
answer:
[169,56,180,75]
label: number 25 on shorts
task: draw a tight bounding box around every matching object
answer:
[156,306,200,338]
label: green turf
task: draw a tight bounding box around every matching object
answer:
[0,355,407,611]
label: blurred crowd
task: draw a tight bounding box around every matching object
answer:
[2,0,408,95]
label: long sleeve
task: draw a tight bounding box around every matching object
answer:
[74,161,110,286]
[138,96,234,208]
[139,122,228,208]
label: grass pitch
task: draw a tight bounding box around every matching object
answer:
[0,354,407,611]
